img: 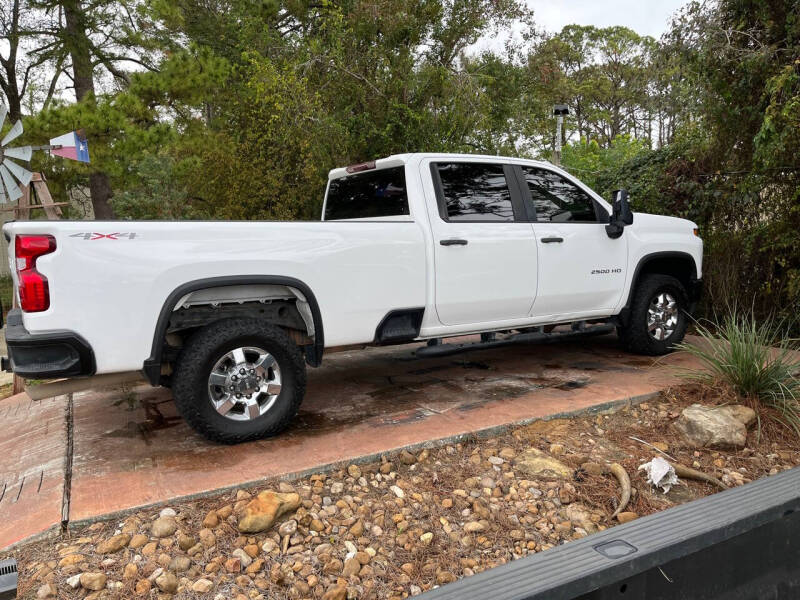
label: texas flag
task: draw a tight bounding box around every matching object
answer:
[49,130,90,163]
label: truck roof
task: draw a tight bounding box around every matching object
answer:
[327,153,556,180]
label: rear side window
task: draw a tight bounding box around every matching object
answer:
[436,163,514,222]
[522,167,599,223]
[324,166,409,220]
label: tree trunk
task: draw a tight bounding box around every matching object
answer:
[0,0,22,122]
[0,60,22,124]
[62,0,115,220]
[88,172,114,219]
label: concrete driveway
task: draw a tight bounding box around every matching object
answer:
[0,334,699,549]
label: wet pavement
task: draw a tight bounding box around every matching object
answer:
[0,334,699,549]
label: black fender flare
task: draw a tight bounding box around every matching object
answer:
[142,275,324,386]
[617,251,700,326]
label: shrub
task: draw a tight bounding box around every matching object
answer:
[676,313,800,436]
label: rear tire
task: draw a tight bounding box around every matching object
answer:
[172,318,306,444]
[618,274,689,355]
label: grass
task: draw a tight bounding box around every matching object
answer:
[676,313,800,437]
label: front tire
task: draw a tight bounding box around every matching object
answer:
[618,274,689,355]
[172,318,306,444]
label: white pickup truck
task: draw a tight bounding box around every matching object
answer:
[3,153,702,443]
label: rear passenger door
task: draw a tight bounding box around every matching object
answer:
[425,160,538,326]
[519,165,627,317]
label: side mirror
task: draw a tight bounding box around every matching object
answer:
[605,189,633,239]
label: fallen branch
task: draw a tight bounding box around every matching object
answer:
[628,436,677,461]
[670,462,728,491]
[608,463,631,519]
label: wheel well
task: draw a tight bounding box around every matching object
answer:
[144,277,324,386]
[637,255,696,295]
[165,301,311,346]
[172,284,315,337]
[159,286,315,376]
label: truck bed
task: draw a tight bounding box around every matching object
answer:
[3,220,426,374]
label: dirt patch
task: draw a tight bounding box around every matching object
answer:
[5,384,799,599]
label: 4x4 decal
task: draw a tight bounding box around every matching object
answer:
[70,232,138,240]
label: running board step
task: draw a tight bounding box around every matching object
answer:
[415,323,615,359]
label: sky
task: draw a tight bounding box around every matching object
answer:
[472,0,693,54]
[527,0,692,38]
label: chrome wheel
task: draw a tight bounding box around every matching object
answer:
[207,346,282,422]
[647,292,679,341]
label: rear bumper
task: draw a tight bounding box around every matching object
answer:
[3,309,95,379]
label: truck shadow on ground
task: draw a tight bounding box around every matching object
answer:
[96,335,660,450]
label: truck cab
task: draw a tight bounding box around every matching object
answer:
[324,154,701,343]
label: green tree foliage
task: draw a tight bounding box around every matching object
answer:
[561,135,650,195]
[2,0,799,324]
[522,25,657,153]
[111,151,198,219]
[188,54,340,220]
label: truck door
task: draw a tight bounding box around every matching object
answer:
[517,165,628,318]
[424,160,538,326]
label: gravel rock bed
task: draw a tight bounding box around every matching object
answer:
[6,385,800,599]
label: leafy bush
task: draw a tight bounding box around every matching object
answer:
[111,152,200,220]
[562,135,651,195]
[677,313,800,435]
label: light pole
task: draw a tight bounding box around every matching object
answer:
[552,104,569,166]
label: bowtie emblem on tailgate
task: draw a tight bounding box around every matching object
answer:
[70,232,138,240]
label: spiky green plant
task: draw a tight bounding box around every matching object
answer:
[676,313,800,436]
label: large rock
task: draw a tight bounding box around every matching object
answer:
[151,516,178,538]
[237,491,301,533]
[322,585,347,600]
[96,533,131,554]
[717,405,757,427]
[514,448,573,479]
[342,556,361,577]
[674,404,756,449]
[192,579,214,593]
[36,583,57,598]
[169,556,191,573]
[562,503,599,534]
[155,571,179,593]
[79,573,107,591]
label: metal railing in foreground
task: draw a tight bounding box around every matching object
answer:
[0,559,17,600]
[420,466,800,600]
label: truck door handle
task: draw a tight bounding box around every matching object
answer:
[440,239,468,246]
[540,237,564,244]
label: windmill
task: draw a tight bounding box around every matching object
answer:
[0,101,91,215]
[0,104,33,203]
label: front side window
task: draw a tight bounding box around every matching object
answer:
[324,166,409,220]
[436,163,514,222]
[522,167,599,223]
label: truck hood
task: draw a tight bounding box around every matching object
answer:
[632,212,697,234]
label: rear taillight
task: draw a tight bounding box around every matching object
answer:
[15,235,56,312]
